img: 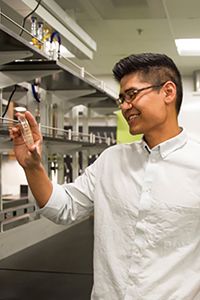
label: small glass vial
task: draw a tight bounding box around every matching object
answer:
[18,115,34,146]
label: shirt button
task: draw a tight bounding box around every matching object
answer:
[134,249,141,257]
[129,270,137,278]
[135,223,145,233]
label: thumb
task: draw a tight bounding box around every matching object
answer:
[29,145,41,160]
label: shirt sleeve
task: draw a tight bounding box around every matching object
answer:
[39,159,98,225]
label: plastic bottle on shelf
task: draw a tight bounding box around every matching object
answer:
[42,27,51,56]
[30,16,38,46]
[49,31,61,60]
[35,105,41,126]
[37,21,44,49]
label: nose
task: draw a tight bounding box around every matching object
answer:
[120,100,133,110]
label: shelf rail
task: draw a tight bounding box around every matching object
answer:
[0,117,114,146]
[0,11,44,45]
[0,11,118,100]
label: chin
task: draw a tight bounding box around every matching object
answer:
[129,128,142,136]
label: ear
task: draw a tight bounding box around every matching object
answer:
[163,81,177,105]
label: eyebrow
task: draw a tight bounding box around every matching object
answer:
[119,87,137,98]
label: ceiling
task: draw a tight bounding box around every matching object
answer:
[54,0,200,77]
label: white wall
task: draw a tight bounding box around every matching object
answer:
[97,74,120,95]
[179,76,200,142]
[2,157,27,196]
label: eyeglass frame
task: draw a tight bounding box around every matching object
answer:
[116,81,167,107]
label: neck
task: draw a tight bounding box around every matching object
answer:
[144,122,181,149]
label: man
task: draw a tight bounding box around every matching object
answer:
[11,53,200,299]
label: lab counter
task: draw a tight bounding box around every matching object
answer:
[0,217,94,300]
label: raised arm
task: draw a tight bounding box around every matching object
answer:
[10,111,52,208]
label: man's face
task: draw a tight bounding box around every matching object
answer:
[119,73,168,136]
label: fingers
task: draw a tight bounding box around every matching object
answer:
[9,128,14,140]
[9,126,20,139]
[30,145,38,157]
[9,126,26,147]
[24,111,38,128]
[15,111,38,131]
[27,142,37,152]
[27,144,41,164]
[15,111,42,141]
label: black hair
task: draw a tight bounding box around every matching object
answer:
[112,53,183,114]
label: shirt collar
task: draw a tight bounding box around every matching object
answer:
[142,128,188,158]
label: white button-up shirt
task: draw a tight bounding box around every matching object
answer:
[41,129,200,300]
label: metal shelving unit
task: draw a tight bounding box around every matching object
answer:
[0,16,117,232]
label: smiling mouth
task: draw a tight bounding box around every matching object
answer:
[128,113,140,122]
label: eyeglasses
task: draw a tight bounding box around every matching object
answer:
[116,82,166,107]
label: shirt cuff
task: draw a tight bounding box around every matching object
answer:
[39,183,68,219]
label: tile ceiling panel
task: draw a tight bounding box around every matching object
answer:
[56,0,166,20]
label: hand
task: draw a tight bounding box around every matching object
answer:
[10,111,43,169]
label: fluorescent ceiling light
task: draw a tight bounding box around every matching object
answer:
[175,39,200,56]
